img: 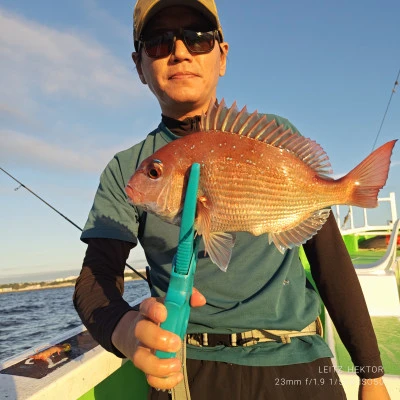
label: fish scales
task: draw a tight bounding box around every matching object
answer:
[199,139,329,234]
[125,99,396,271]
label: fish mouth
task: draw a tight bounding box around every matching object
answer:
[125,184,143,204]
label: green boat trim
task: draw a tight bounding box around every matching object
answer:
[333,317,400,376]
[78,360,148,400]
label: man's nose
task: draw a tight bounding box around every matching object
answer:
[171,38,192,60]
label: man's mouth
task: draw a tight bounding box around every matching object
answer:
[169,71,198,80]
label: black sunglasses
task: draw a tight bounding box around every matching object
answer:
[139,28,220,59]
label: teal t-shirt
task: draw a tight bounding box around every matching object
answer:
[81,116,333,366]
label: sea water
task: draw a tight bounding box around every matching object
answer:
[0,279,150,362]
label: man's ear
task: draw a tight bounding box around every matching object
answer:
[132,52,147,84]
[218,42,229,77]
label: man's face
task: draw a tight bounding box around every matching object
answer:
[133,6,228,119]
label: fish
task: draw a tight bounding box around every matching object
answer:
[125,99,396,272]
[30,343,71,362]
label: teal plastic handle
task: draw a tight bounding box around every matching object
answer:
[156,163,200,359]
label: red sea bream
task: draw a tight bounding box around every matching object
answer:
[125,99,396,271]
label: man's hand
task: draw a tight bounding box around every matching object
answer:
[111,288,206,390]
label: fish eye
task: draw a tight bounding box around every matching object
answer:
[147,160,163,180]
[148,168,159,179]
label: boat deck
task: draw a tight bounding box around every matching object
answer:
[349,248,400,264]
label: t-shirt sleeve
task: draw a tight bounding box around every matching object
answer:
[81,156,140,244]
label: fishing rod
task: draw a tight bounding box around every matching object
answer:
[0,166,148,283]
[371,67,399,151]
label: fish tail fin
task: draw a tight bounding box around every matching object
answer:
[342,140,397,208]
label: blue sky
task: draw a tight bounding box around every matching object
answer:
[0,0,399,283]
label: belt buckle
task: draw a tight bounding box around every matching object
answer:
[186,333,203,347]
[202,333,208,346]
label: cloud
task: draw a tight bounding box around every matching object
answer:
[0,8,147,106]
[83,0,131,40]
[0,103,44,132]
[0,129,119,174]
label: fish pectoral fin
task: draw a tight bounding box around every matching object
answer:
[202,231,236,272]
[195,197,235,271]
[269,209,331,253]
[196,196,211,236]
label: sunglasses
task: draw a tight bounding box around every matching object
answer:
[139,28,220,59]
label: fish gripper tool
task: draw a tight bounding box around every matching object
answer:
[156,163,201,359]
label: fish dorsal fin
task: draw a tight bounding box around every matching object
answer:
[268,209,331,253]
[201,99,333,177]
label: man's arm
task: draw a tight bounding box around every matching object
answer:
[73,237,135,357]
[303,212,384,379]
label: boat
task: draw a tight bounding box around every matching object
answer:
[1,193,399,399]
[300,192,400,398]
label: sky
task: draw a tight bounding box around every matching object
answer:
[0,0,399,284]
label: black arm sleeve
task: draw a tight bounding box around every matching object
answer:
[304,212,384,379]
[73,238,136,358]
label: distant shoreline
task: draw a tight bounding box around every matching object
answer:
[0,281,76,294]
[0,272,147,294]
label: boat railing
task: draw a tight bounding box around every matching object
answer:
[334,192,397,236]
[353,218,400,274]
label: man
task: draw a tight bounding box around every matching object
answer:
[74,1,390,399]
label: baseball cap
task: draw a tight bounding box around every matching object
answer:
[133,0,224,50]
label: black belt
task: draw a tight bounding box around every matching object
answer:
[187,332,254,347]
